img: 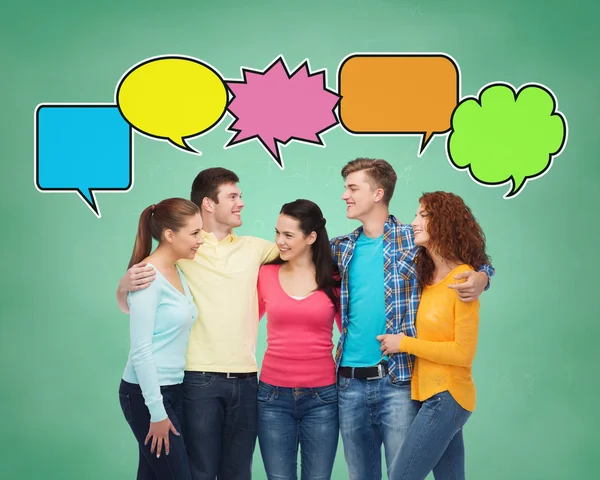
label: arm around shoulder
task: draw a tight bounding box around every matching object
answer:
[117,283,130,314]
[478,263,496,291]
[256,238,279,264]
[115,262,157,314]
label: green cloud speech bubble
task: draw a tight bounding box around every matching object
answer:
[446,82,567,198]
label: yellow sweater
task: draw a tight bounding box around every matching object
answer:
[400,264,480,412]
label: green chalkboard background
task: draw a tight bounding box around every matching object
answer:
[1,0,598,478]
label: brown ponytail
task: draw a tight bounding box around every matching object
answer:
[127,198,200,269]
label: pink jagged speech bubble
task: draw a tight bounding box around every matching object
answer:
[224,56,340,169]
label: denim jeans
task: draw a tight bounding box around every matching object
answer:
[394,390,472,480]
[257,381,339,480]
[118,379,191,480]
[337,374,419,480]
[182,371,258,480]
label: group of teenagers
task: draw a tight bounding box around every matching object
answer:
[115,158,495,480]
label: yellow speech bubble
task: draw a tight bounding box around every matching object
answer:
[116,55,228,153]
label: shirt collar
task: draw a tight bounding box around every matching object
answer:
[201,229,237,245]
[341,214,399,243]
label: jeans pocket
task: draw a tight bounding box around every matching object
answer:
[336,375,352,392]
[161,383,183,411]
[185,372,215,388]
[119,393,132,423]
[315,384,338,404]
[386,376,411,389]
[422,393,444,425]
[257,382,276,403]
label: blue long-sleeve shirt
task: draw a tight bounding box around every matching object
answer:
[122,264,197,421]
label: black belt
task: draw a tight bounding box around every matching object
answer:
[202,371,257,379]
[339,362,389,379]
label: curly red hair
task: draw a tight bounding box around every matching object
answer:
[415,192,490,286]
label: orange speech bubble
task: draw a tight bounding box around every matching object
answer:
[338,54,460,155]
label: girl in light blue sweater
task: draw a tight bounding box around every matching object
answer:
[119,198,203,480]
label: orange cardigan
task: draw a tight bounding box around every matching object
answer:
[400,264,480,412]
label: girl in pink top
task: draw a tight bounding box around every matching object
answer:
[257,199,341,480]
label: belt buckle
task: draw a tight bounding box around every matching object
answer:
[366,364,383,380]
[226,372,238,379]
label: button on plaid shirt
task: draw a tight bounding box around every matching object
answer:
[330,215,495,383]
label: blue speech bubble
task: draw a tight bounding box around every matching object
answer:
[34,104,133,218]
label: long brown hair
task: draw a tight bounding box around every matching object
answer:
[415,192,491,286]
[128,198,200,269]
[267,199,340,310]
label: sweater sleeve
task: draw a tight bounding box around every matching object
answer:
[399,298,480,367]
[127,276,167,422]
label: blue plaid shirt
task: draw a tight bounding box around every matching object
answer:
[330,215,495,383]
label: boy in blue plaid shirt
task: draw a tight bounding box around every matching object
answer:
[330,158,495,480]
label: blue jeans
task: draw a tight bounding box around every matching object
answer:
[182,372,258,480]
[395,390,472,480]
[257,381,339,480]
[337,374,419,480]
[119,379,191,480]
